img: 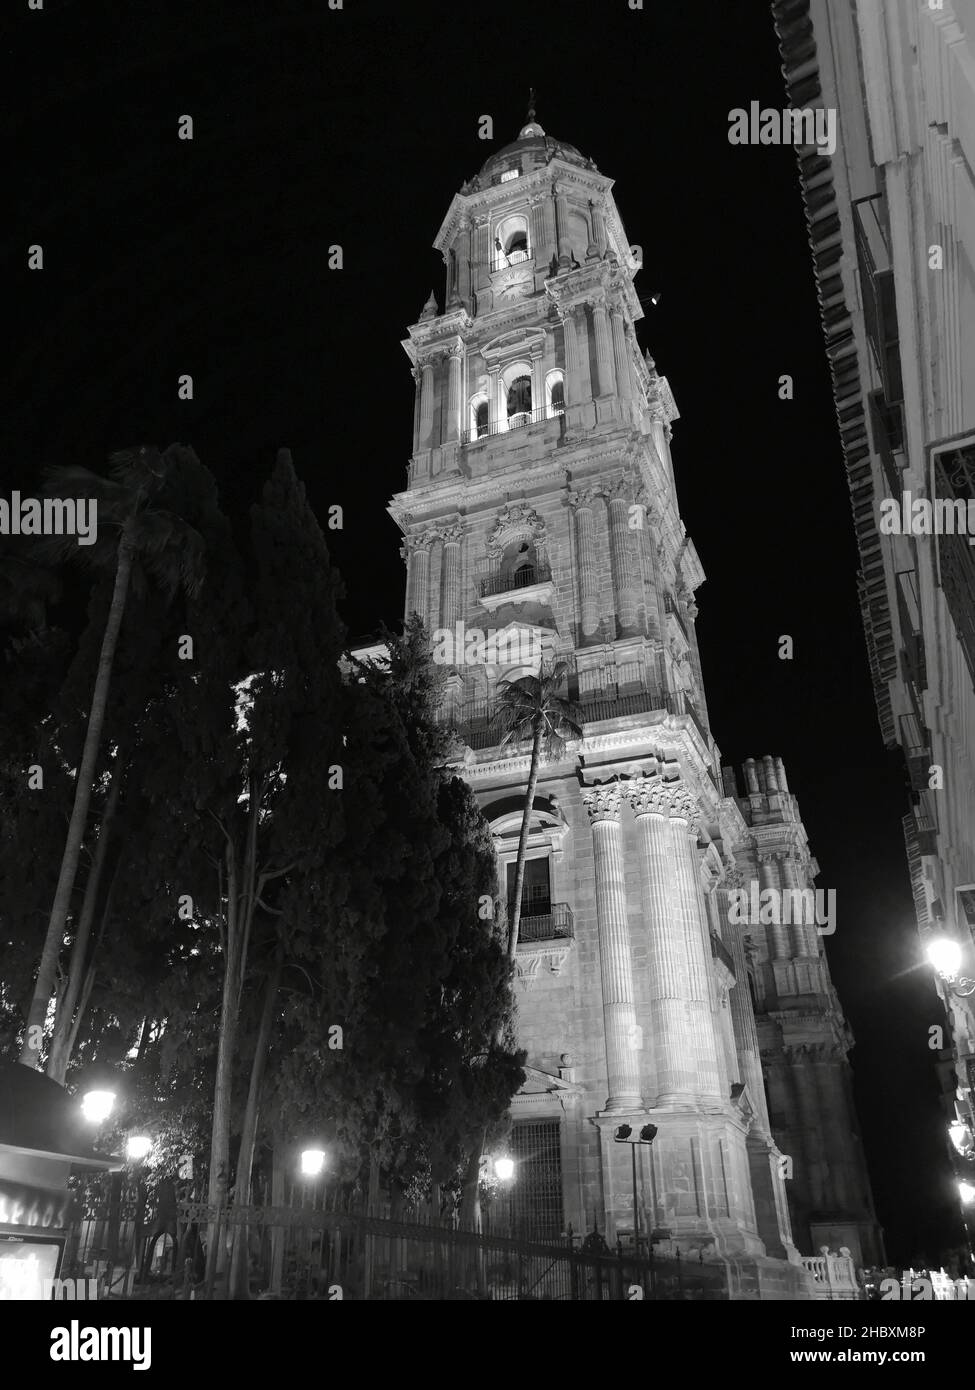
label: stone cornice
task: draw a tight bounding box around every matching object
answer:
[432,159,616,254]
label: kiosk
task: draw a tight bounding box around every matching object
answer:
[0,1064,118,1299]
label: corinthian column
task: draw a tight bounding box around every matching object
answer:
[438,524,463,632]
[610,304,632,402]
[666,784,724,1101]
[572,305,593,402]
[759,853,789,960]
[582,784,643,1112]
[553,181,571,268]
[418,360,435,451]
[559,307,580,407]
[606,479,639,637]
[446,347,463,443]
[592,294,615,398]
[404,532,432,626]
[625,779,694,1104]
[568,489,602,643]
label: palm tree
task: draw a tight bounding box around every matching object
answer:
[493,659,581,962]
[19,446,205,1068]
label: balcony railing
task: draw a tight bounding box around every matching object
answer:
[462,404,563,445]
[710,932,736,981]
[869,391,906,496]
[514,903,574,945]
[479,561,553,599]
[853,193,903,406]
[664,595,689,641]
[578,689,672,724]
[933,441,975,685]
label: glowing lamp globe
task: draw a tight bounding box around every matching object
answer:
[126,1135,152,1162]
[926,938,963,980]
[494,1157,515,1181]
[300,1148,326,1177]
[80,1089,116,1124]
[959,1181,975,1206]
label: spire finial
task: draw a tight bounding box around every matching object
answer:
[527,86,537,123]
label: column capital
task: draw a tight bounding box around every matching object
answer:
[438,522,464,546]
[402,528,437,555]
[661,780,700,824]
[566,485,603,510]
[604,473,637,504]
[622,776,673,818]
[582,783,623,824]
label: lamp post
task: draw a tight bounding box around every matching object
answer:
[613,1123,658,1256]
[925,938,975,997]
[125,1136,152,1287]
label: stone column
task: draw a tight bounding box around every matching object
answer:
[457,219,472,306]
[418,361,435,451]
[472,217,490,293]
[404,533,432,626]
[559,308,580,406]
[411,366,422,454]
[666,784,725,1101]
[592,294,615,398]
[572,304,593,403]
[606,480,639,637]
[759,853,789,960]
[721,874,771,1130]
[568,489,602,643]
[625,779,694,1104]
[487,363,502,432]
[553,182,571,268]
[610,304,632,402]
[530,347,545,420]
[791,1048,827,1210]
[446,347,463,443]
[777,853,806,958]
[582,784,643,1112]
[438,524,463,633]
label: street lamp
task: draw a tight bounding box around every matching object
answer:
[959,1181,975,1206]
[925,938,975,996]
[125,1135,152,1163]
[299,1148,326,1178]
[493,1156,515,1182]
[949,1121,974,1158]
[614,1123,658,1255]
[80,1089,116,1124]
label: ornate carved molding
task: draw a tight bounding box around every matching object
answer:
[622,776,673,818]
[486,500,546,559]
[581,783,623,823]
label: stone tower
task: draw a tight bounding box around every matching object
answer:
[387,114,880,1294]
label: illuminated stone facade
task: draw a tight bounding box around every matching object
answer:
[387,116,881,1294]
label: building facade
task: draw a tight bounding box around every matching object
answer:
[774,0,975,1232]
[387,113,882,1293]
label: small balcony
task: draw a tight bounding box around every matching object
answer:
[664,595,689,641]
[479,561,553,599]
[513,902,574,945]
[462,404,563,445]
[853,193,903,406]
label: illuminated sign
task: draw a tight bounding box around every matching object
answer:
[0,1180,73,1231]
[0,1234,63,1300]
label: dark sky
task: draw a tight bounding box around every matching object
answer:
[4,0,958,1263]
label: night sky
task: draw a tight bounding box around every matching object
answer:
[4,0,957,1263]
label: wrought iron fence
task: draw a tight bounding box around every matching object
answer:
[57,1176,728,1300]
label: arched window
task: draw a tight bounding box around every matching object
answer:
[545,370,565,417]
[507,375,532,423]
[494,214,530,269]
[469,394,489,440]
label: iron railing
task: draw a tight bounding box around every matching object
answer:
[463,404,563,445]
[934,441,975,685]
[853,193,904,405]
[515,903,574,944]
[479,561,553,598]
[58,1173,728,1300]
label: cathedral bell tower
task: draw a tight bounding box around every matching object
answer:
[386,110,881,1293]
